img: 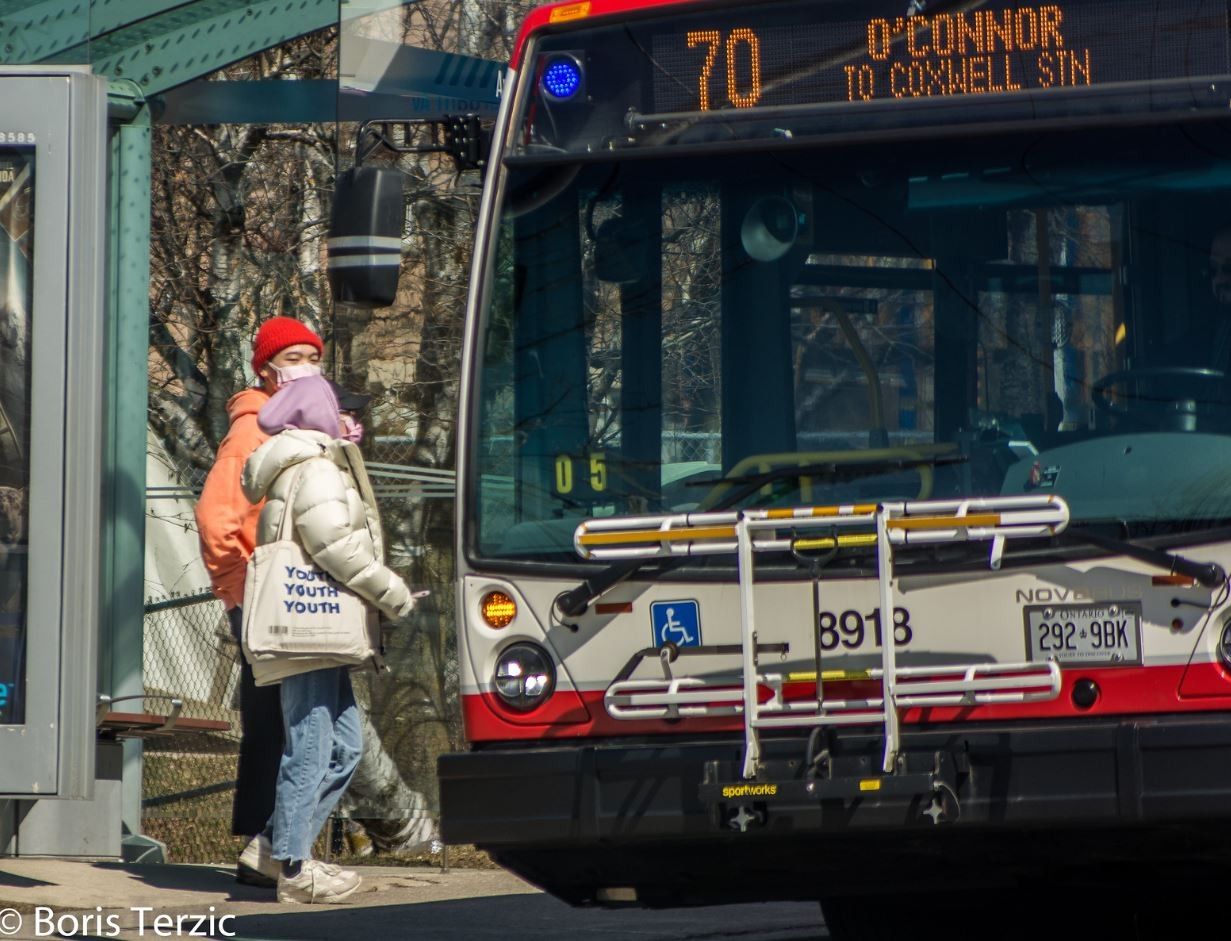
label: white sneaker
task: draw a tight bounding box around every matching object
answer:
[277,859,362,904]
[237,834,280,887]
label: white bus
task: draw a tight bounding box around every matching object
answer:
[434,0,1231,934]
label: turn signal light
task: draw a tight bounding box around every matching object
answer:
[480,591,517,629]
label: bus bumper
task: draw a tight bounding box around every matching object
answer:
[438,714,1231,904]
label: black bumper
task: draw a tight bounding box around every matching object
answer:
[439,715,1231,904]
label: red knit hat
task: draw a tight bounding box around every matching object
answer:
[251,317,324,374]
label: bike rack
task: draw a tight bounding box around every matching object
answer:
[576,495,1070,779]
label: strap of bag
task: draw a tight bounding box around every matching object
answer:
[273,461,311,543]
[339,442,380,543]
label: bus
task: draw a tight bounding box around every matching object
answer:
[433,0,1231,933]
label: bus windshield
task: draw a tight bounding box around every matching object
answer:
[469,120,1231,565]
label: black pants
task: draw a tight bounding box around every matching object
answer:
[228,606,285,838]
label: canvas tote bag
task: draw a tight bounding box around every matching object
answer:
[241,464,377,665]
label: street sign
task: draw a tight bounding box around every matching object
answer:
[650,600,702,648]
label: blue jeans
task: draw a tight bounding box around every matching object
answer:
[271,667,363,862]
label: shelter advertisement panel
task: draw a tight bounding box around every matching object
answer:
[0,146,32,725]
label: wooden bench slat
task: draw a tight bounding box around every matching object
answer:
[98,711,231,734]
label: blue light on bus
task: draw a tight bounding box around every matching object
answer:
[541,56,583,102]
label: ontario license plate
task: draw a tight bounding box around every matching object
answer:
[1023,602,1142,665]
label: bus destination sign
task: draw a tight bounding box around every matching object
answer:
[648,0,1230,114]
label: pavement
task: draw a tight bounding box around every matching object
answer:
[0,857,540,940]
[0,858,828,941]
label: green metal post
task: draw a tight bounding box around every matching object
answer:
[102,78,150,838]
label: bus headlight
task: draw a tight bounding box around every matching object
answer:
[1219,622,1231,669]
[494,643,556,711]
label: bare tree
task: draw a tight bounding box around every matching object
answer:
[149,35,337,473]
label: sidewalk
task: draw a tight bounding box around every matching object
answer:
[0,857,538,940]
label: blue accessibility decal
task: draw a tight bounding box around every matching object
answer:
[650,600,702,648]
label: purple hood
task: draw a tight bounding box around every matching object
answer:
[257,374,341,437]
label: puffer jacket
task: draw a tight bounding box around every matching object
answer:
[241,429,414,685]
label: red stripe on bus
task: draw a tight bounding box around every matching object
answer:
[461,662,1231,742]
[514,0,700,65]
[462,688,594,736]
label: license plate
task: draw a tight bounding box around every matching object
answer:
[1023,602,1142,665]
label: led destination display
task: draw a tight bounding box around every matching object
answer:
[647,0,1229,114]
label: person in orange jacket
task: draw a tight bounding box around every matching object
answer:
[195,316,324,887]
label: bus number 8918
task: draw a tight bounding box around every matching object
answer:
[818,607,913,651]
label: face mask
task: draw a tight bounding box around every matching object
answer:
[339,413,364,444]
[270,362,322,385]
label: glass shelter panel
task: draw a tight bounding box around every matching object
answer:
[338,0,501,123]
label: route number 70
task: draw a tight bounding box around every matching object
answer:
[686,28,763,112]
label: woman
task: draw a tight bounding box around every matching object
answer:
[195,315,323,886]
[241,371,421,904]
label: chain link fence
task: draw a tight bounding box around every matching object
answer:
[140,590,245,864]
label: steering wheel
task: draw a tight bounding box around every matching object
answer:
[697,445,957,510]
[1092,367,1228,431]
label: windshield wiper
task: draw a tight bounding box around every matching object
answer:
[1061,523,1227,589]
[555,558,656,620]
[555,454,968,618]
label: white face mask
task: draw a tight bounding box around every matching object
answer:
[270,362,322,384]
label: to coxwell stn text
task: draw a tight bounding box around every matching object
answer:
[847,5,1093,101]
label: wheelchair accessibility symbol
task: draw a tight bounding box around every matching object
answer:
[650,600,701,648]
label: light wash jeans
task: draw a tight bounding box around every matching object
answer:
[271,667,363,862]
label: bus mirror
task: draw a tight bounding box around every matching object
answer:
[327,166,404,307]
[741,195,802,262]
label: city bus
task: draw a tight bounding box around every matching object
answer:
[434,0,1231,933]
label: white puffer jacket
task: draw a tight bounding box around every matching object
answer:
[241,429,414,685]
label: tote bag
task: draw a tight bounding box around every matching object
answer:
[241,465,377,665]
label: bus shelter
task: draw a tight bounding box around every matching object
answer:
[0,0,497,857]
